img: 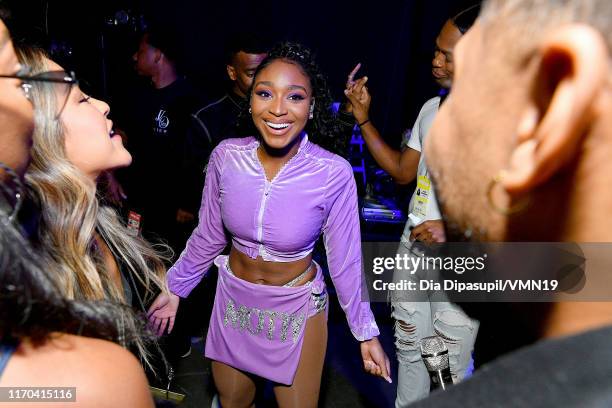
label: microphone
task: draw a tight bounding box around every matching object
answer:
[420,335,453,391]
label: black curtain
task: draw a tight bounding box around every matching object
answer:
[9,0,478,145]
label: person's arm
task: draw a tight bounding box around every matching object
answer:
[167,144,228,297]
[322,159,391,381]
[322,160,380,340]
[360,122,420,184]
[344,78,419,184]
[149,141,227,335]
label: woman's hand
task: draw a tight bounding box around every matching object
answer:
[147,292,180,336]
[360,337,392,383]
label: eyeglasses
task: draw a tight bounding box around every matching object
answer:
[0,65,78,118]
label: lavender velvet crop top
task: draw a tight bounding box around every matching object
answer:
[167,135,380,341]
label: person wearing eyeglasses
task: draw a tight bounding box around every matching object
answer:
[0,8,154,407]
[0,24,33,182]
[15,45,171,370]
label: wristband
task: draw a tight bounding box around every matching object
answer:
[358,118,370,127]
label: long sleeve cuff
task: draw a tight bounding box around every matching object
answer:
[167,265,201,298]
[347,303,380,341]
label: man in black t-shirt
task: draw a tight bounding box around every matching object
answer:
[177,33,268,220]
[113,27,205,364]
[119,29,202,253]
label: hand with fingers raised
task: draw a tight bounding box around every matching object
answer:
[344,65,371,125]
[342,63,362,115]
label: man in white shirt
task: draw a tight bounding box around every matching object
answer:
[345,6,480,406]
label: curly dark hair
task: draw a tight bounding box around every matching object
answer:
[240,42,346,155]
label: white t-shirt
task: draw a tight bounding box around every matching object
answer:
[400,96,442,243]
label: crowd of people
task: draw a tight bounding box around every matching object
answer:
[2,0,612,407]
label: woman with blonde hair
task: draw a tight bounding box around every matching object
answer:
[17,46,169,365]
[0,8,153,405]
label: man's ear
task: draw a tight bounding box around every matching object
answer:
[503,24,609,195]
[227,65,237,81]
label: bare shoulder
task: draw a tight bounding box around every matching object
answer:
[1,334,153,408]
[63,335,154,408]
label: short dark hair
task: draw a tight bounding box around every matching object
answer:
[452,4,481,34]
[225,32,271,65]
[141,23,180,64]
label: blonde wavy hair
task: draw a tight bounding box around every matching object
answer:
[18,46,170,369]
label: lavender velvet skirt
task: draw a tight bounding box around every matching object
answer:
[205,255,327,385]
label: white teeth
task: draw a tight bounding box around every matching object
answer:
[265,121,290,130]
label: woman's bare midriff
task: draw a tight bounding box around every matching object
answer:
[228,246,315,287]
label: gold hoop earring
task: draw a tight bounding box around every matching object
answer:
[487,171,530,215]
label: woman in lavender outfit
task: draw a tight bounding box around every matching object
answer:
[148,42,390,407]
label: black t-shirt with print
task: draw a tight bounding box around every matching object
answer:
[116,78,202,250]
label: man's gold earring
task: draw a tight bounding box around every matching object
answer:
[487,171,531,215]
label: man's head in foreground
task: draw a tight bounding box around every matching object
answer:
[428,0,612,244]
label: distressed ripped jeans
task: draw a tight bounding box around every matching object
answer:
[390,241,479,407]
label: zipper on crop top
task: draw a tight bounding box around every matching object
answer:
[257,181,271,257]
[253,138,306,258]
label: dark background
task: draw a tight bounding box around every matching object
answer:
[8,0,477,147]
